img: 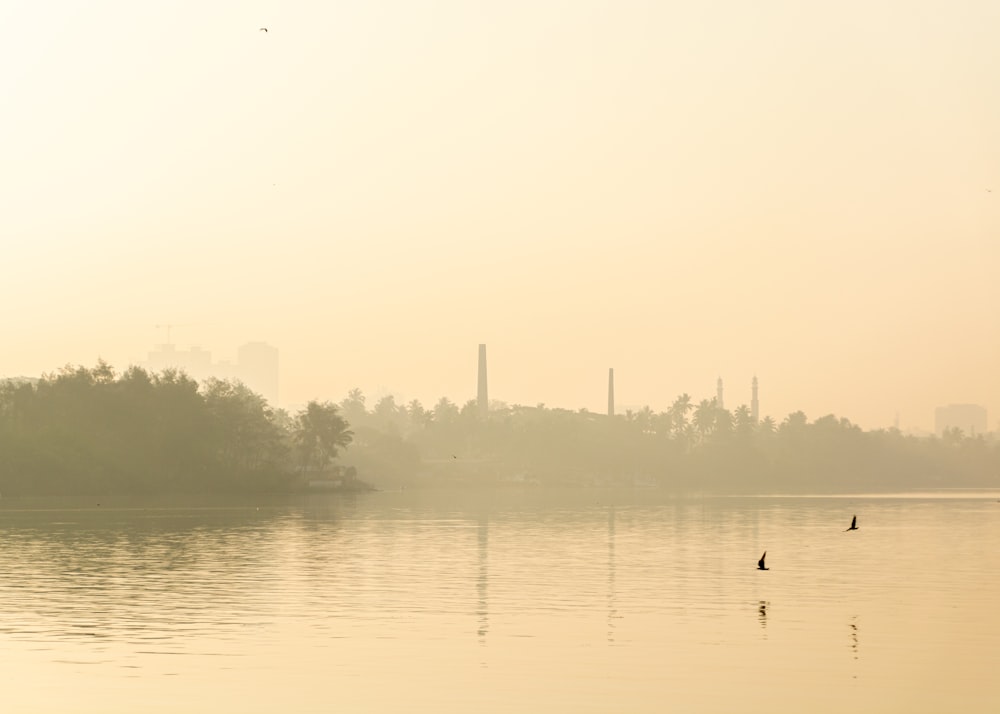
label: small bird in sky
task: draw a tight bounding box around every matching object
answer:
[845,515,859,531]
[260,27,268,32]
[757,552,769,571]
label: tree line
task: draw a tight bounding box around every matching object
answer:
[0,362,353,496]
[1,363,997,496]
[336,390,1000,493]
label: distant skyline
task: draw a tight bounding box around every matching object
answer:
[144,340,279,407]
[2,1,997,432]
[1,337,992,434]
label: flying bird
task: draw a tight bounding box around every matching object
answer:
[259,27,268,32]
[845,515,858,531]
[757,552,769,571]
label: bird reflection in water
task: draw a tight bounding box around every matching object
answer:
[849,616,859,660]
[758,600,768,629]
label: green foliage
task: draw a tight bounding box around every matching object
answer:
[0,364,327,496]
[330,389,1000,492]
[293,401,353,472]
[3,368,995,497]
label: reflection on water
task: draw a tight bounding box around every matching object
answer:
[2,491,1000,713]
[477,514,488,643]
[607,506,616,643]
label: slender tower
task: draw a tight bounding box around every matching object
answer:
[751,376,759,423]
[477,344,488,418]
[607,368,615,417]
[716,377,724,410]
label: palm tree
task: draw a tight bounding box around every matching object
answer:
[373,395,403,433]
[713,406,734,438]
[692,399,717,442]
[733,404,754,436]
[406,399,429,431]
[295,401,354,473]
[339,388,367,426]
[669,394,693,437]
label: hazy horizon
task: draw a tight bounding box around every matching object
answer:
[3,1,998,433]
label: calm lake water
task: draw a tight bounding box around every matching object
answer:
[2,489,999,713]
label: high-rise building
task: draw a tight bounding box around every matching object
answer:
[751,376,759,423]
[145,340,280,405]
[146,344,213,383]
[477,344,488,418]
[934,404,987,437]
[607,368,615,417]
[716,377,724,410]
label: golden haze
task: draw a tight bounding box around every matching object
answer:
[2,1,998,431]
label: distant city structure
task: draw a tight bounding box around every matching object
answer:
[716,377,724,410]
[477,344,488,418]
[145,341,279,405]
[607,368,615,417]
[238,342,279,406]
[751,376,759,423]
[934,404,988,437]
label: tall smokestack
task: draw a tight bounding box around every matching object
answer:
[608,368,615,417]
[477,344,488,418]
[716,377,724,410]
[751,376,759,423]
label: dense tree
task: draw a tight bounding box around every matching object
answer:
[326,387,999,493]
[692,399,716,441]
[3,364,997,497]
[668,394,693,438]
[406,399,429,432]
[0,365,354,495]
[294,401,354,473]
[733,405,755,436]
[339,388,367,426]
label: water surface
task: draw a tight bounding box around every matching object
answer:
[2,490,999,713]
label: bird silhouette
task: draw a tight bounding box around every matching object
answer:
[757,551,769,571]
[259,27,268,32]
[845,515,858,531]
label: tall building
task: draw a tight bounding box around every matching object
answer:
[607,368,615,417]
[145,340,280,405]
[751,376,759,423]
[716,377,724,410]
[146,344,214,383]
[934,404,987,437]
[238,342,279,406]
[477,344,488,418]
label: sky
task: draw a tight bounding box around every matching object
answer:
[2,0,998,432]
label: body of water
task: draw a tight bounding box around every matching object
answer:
[2,489,999,713]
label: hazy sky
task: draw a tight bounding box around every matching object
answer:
[3,0,998,431]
